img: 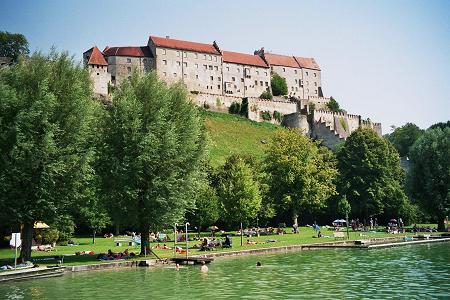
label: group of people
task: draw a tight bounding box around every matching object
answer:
[98,249,135,260]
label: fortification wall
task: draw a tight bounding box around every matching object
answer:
[190,93,244,113]
[248,98,297,123]
[282,113,309,135]
[311,121,344,150]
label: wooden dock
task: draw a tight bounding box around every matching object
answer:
[0,266,65,283]
[171,257,214,265]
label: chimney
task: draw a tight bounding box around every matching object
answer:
[165,35,170,39]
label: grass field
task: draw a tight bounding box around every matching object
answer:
[1,225,433,267]
[204,111,281,166]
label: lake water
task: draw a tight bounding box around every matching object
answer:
[1,242,449,299]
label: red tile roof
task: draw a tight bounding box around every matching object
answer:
[223,51,268,68]
[103,46,152,57]
[86,46,107,66]
[294,56,321,71]
[263,53,299,68]
[149,36,220,55]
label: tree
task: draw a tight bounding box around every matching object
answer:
[0,51,99,260]
[271,73,288,96]
[337,196,351,238]
[326,96,343,113]
[0,31,29,62]
[429,121,450,130]
[98,72,206,255]
[264,129,338,226]
[337,128,411,222]
[408,127,450,231]
[217,155,262,231]
[385,123,424,157]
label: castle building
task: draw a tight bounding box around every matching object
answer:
[83,46,111,96]
[84,35,381,149]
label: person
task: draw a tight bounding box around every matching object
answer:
[256,261,262,267]
[175,263,180,270]
[317,231,322,238]
[292,223,298,234]
[200,261,208,273]
[370,218,373,230]
[223,235,232,248]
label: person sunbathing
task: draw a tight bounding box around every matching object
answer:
[246,239,257,245]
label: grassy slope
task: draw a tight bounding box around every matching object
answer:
[204,111,281,166]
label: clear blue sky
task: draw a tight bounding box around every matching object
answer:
[2,0,449,130]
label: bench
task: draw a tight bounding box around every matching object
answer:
[113,237,135,247]
[333,232,345,239]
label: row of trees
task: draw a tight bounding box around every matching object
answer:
[1,51,448,260]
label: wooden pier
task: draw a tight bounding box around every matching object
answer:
[171,257,214,265]
[0,266,65,283]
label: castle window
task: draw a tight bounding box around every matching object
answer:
[209,55,212,61]
[265,72,268,76]
[241,78,244,82]
[111,75,116,81]
[204,54,207,60]
[265,81,268,86]
[283,68,285,72]
[295,79,298,84]
[226,67,230,71]
[204,65,207,69]
[295,70,297,74]
[177,51,180,57]
[315,89,318,94]
[127,58,131,63]
[183,52,187,58]
[174,72,177,77]
[237,68,240,73]
[256,71,259,75]
[162,49,166,55]
[232,77,235,81]
[218,85,220,89]
[218,77,221,81]
[177,61,181,66]
[306,71,309,76]
[195,53,198,59]
[214,66,218,71]
[96,73,99,75]
[314,82,317,86]
[183,62,187,67]
[260,81,263,86]
[255,80,258,86]
[210,76,213,81]
[127,67,131,73]
[196,75,199,79]
[244,86,247,90]
[209,65,213,70]
[163,60,167,65]
[291,87,294,91]
[314,73,317,77]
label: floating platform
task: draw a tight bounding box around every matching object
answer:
[0,266,65,283]
[171,257,214,265]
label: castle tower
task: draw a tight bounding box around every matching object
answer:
[83,46,111,97]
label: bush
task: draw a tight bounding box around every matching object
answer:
[273,111,282,122]
[216,98,221,107]
[190,90,199,95]
[261,111,272,121]
[260,91,273,100]
[203,102,210,110]
[229,101,241,114]
[271,74,288,96]
[35,229,59,245]
[240,98,248,117]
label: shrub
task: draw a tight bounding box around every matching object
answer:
[261,111,272,121]
[273,111,282,122]
[271,73,288,96]
[35,229,59,245]
[260,91,273,100]
[229,101,241,114]
[190,90,200,95]
[240,98,248,117]
[216,97,221,107]
[203,102,210,110]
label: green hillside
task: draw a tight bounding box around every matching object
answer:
[204,111,281,166]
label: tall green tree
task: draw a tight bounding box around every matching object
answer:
[0,31,29,62]
[264,129,338,225]
[408,127,450,231]
[0,51,99,260]
[98,72,206,255]
[385,123,423,157]
[186,181,220,235]
[271,73,288,96]
[337,128,411,222]
[217,155,262,228]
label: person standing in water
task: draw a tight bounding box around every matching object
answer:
[200,261,208,273]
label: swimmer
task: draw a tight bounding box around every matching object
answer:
[256,261,262,267]
[200,261,208,273]
[176,263,180,270]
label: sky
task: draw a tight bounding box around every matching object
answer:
[1,0,449,131]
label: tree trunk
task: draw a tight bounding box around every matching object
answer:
[293,214,298,226]
[140,227,150,256]
[437,215,446,232]
[92,231,96,244]
[20,222,34,261]
[115,224,120,236]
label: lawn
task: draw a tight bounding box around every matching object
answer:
[204,111,281,166]
[0,226,427,267]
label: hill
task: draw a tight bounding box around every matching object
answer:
[203,111,281,166]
